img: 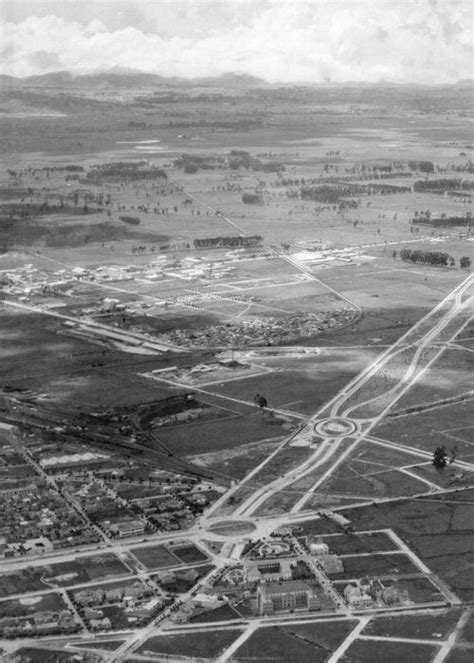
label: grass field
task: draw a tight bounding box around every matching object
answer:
[138,629,241,658]
[321,532,398,555]
[445,647,474,663]
[342,494,474,600]
[0,553,133,597]
[318,463,427,499]
[156,410,293,457]
[188,436,284,480]
[169,544,208,564]
[235,620,358,663]
[332,553,419,579]
[362,608,462,640]
[6,648,82,663]
[0,592,67,619]
[374,400,474,460]
[72,639,126,651]
[340,638,439,663]
[130,544,182,569]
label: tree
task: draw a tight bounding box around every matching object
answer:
[460,256,471,269]
[253,393,267,408]
[432,445,448,470]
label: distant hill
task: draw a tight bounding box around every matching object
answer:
[1,69,268,90]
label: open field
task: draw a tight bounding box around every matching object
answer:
[374,399,474,460]
[129,544,182,570]
[320,532,398,555]
[361,608,462,640]
[0,592,67,619]
[343,493,474,600]
[5,648,85,663]
[332,553,420,579]
[155,411,291,456]
[169,543,208,564]
[235,620,358,663]
[73,639,126,651]
[0,553,129,597]
[340,639,439,663]
[138,629,241,658]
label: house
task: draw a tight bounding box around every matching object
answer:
[317,554,344,575]
[89,617,111,630]
[306,536,329,556]
[344,583,373,609]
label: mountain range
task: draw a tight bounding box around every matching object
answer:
[0,70,268,90]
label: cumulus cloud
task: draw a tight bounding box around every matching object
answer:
[0,0,472,83]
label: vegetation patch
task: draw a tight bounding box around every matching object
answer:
[138,629,241,658]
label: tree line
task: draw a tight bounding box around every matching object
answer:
[399,249,451,266]
[413,179,462,193]
[411,214,472,228]
[84,162,167,185]
[193,235,262,249]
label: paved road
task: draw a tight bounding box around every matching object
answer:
[231,274,473,517]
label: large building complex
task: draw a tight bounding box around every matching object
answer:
[257,580,320,615]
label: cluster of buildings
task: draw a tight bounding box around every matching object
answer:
[290,246,376,269]
[163,310,355,349]
[344,579,411,610]
[305,537,345,575]
[61,478,147,539]
[0,609,80,639]
[72,580,165,631]
[0,251,248,304]
[147,361,257,387]
[240,536,345,616]
[0,479,97,557]
[170,534,346,621]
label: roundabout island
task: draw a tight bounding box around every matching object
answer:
[314,417,358,438]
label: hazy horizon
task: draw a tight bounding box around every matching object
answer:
[1,0,472,84]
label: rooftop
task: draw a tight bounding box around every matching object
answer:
[260,580,313,596]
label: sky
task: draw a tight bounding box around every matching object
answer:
[0,0,472,83]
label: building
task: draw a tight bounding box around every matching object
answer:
[110,518,145,538]
[344,583,373,609]
[101,297,120,312]
[257,581,320,615]
[306,536,329,556]
[317,554,344,575]
[89,617,111,630]
[306,536,344,574]
[244,558,294,583]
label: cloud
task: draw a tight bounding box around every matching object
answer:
[0,0,472,82]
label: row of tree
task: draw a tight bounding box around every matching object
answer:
[242,192,263,205]
[228,150,284,173]
[300,184,366,203]
[85,162,167,185]
[411,214,472,228]
[413,178,462,193]
[408,160,435,173]
[399,249,451,266]
[193,235,262,249]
